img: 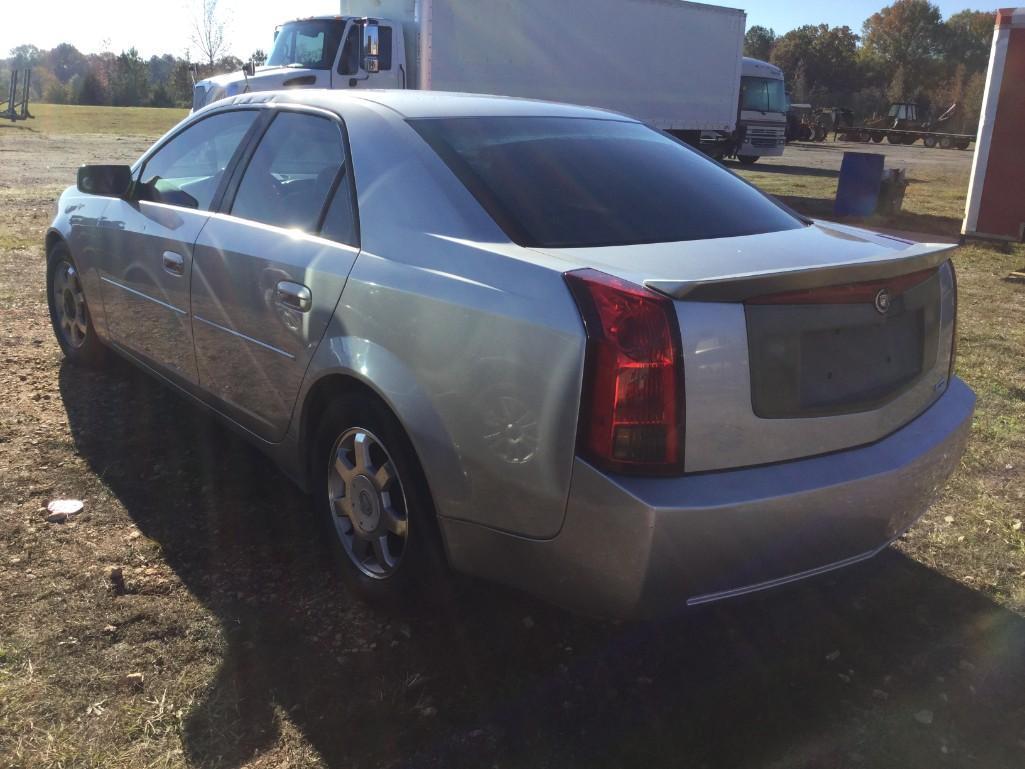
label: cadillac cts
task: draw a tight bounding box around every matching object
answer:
[46,90,974,618]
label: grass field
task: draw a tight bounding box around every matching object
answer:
[5,102,188,136]
[1,104,1024,768]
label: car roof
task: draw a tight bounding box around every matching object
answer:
[221,89,638,122]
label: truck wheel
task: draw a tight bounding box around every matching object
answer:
[956,140,970,150]
[923,135,937,148]
[314,394,448,609]
[46,243,108,368]
[871,134,884,143]
[939,136,954,149]
[886,133,903,144]
[902,135,917,145]
[737,155,760,164]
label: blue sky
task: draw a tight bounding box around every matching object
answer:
[3,1,999,60]
[744,0,995,34]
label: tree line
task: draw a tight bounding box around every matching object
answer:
[744,0,995,126]
[0,43,267,109]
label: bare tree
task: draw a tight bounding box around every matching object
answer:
[190,0,229,67]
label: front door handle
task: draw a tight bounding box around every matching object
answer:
[276,281,312,312]
[162,251,185,276]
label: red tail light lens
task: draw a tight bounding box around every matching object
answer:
[564,269,684,474]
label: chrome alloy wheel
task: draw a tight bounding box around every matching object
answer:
[327,427,409,579]
[53,261,88,349]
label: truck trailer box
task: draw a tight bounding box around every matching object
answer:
[342,0,746,132]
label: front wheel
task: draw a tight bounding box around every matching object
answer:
[46,244,107,367]
[314,395,447,608]
[737,155,760,165]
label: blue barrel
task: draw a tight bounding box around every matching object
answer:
[834,152,885,217]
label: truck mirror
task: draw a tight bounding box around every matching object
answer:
[243,61,256,77]
[363,56,380,74]
[363,24,380,57]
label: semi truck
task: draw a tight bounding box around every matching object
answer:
[192,0,756,156]
[732,57,787,163]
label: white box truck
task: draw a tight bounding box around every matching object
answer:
[192,0,748,152]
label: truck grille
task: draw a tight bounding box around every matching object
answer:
[745,270,941,418]
[746,126,785,148]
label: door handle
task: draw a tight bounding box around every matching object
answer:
[162,251,185,276]
[276,281,312,312]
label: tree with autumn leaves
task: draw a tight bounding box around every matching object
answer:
[745,1,995,127]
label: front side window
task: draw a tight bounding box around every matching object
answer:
[230,112,345,234]
[740,76,787,113]
[337,25,360,75]
[267,20,344,70]
[139,110,257,210]
[411,116,802,249]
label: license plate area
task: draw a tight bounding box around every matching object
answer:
[746,274,940,418]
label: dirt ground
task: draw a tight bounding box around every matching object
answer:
[2,115,1025,769]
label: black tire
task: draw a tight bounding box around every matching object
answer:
[939,136,955,149]
[956,140,970,150]
[871,133,884,143]
[923,135,938,148]
[313,394,448,609]
[886,133,903,144]
[46,242,107,368]
[737,155,759,164]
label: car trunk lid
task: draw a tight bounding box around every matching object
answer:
[536,221,958,472]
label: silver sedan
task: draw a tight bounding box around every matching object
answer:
[46,90,974,618]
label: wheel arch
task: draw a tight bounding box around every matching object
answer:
[45,228,66,257]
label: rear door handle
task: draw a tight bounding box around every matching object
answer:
[276,281,312,312]
[162,251,185,276]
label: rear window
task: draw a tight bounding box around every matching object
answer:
[409,116,803,249]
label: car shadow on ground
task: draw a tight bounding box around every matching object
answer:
[59,358,1025,769]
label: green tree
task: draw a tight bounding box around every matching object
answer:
[943,10,995,73]
[9,44,41,68]
[250,49,267,66]
[109,48,149,106]
[770,24,861,100]
[862,0,945,93]
[744,26,776,61]
[46,43,87,83]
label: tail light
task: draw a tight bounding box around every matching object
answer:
[564,269,684,474]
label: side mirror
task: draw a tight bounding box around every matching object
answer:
[77,165,133,198]
[243,61,256,77]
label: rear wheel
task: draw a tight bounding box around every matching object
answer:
[46,243,107,367]
[314,395,447,608]
[871,133,884,143]
[737,155,759,165]
[939,136,955,149]
[956,140,971,150]
[923,135,938,148]
[886,133,903,144]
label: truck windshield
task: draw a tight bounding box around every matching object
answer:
[740,76,787,113]
[267,20,344,70]
[410,116,802,249]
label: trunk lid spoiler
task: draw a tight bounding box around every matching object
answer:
[645,240,956,302]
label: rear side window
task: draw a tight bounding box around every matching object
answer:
[410,116,802,249]
[231,112,344,234]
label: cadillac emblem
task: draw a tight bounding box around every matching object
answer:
[874,288,891,314]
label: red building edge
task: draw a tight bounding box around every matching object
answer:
[962,8,1025,242]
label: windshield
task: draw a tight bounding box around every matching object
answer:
[410,116,802,249]
[740,76,787,113]
[267,20,344,69]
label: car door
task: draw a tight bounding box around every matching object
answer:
[190,108,360,441]
[97,109,259,384]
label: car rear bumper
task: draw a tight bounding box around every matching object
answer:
[440,376,975,619]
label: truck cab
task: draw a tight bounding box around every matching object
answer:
[734,57,787,164]
[192,16,405,111]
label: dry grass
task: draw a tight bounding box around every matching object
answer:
[1,106,1024,769]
